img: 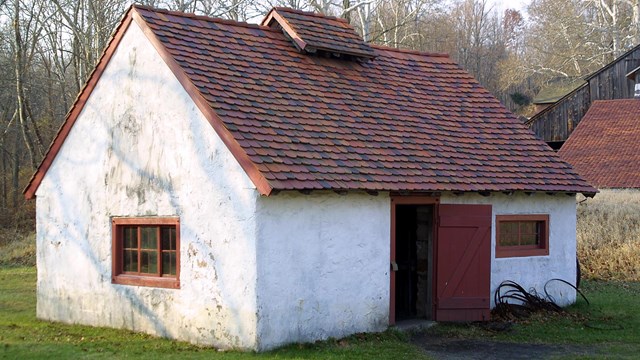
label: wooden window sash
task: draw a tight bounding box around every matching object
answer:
[156,227,161,277]
[112,217,180,289]
[160,226,177,277]
[496,214,549,258]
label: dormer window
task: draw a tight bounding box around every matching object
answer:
[261,7,376,61]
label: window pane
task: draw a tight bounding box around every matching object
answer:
[501,222,517,235]
[141,227,157,249]
[521,234,539,246]
[123,227,137,249]
[500,234,518,246]
[124,250,138,272]
[162,252,176,276]
[499,220,544,247]
[520,222,536,235]
[140,250,158,274]
[161,226,176,250]
[500,222,519,246]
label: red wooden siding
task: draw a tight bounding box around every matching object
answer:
[435,204,491,322]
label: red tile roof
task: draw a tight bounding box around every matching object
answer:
[261,7,376,59]
[24,6,597,199]
[559,99,640,188]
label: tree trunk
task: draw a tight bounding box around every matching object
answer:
[633,0,640,44]
[2,149,7,211]
[343,0,350,22]
[12,129,20,209]
[13,0,38,170]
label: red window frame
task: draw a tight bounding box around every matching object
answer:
[496,215,549,258]
[112,217,180,289]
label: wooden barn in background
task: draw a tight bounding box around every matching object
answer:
[526,44,640,149]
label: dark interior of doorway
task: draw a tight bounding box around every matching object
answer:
[395,204,435,321]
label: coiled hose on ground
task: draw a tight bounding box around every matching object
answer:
[493,279,589,320]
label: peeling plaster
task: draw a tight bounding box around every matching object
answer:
[36,21,259,350]
[33,15,580,353]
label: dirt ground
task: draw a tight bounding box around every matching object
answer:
[411,332,599,360]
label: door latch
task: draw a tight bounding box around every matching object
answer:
[390,261,398,271]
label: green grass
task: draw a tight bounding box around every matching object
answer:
[2,266,640,359]
[427,280,640,357]
[0,231,35,267]
[0,267,428,359]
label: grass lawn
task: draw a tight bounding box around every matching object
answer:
[2,266,640,359]
[0,267,427,359]
[427,280,640,358]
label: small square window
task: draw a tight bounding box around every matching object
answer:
[112,217,180,288]
[496,215,549,258]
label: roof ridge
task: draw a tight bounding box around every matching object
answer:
[371,44,450,58]
[272,7,350,24]
[132,4,277,32]
[25,4,598,198]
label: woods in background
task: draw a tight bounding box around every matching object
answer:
[1,0,640,229]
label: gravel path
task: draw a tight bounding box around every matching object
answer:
[411,332,599,360]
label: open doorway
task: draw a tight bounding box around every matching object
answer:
[391,199,492,324]
[394,204,435,322]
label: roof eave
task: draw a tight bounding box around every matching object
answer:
[625,65,640,80]
[267,186,599,198]
[24,5,275,199]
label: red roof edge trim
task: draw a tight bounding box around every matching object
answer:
[23,7,136,200]
[261,8,308,52]
[132,10,273,196]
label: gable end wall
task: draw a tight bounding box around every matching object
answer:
[35,20,260,350]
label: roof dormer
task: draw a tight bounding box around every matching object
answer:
[261,7,376,60]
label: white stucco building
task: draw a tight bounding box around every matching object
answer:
[25,5,597,351]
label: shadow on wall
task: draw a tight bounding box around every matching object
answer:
[39,68,259,347]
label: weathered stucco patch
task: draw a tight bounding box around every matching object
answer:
[254,191,391,350]
[33,15,580,353]
[36,20,259,350]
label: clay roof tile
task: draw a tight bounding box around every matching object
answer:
[261,7,376,59]
[559,99,640,189]
[23,5,597,198]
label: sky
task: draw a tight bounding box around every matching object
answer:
[492,0,530,13]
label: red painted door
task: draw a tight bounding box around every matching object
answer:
[435,204,491,322]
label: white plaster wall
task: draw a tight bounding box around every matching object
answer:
[32,20,580,349]
[35,21,259,350]
[441,193,578,306]
[255,192,390,350]
[253,191,577,350]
